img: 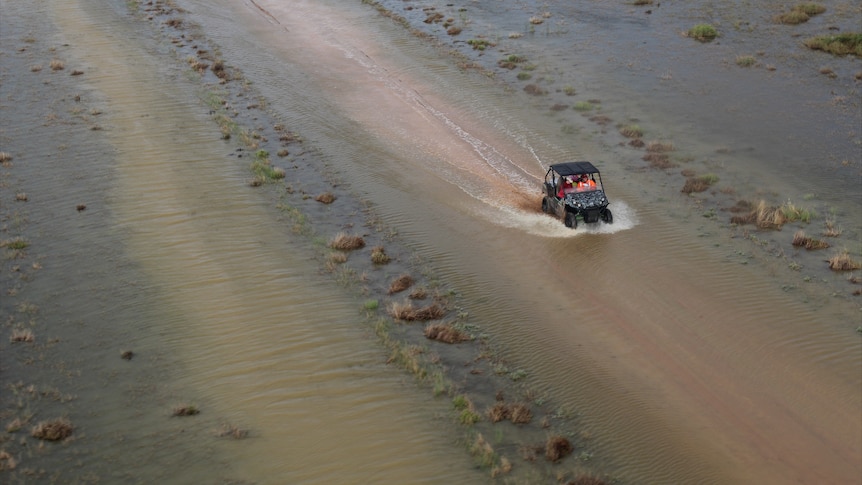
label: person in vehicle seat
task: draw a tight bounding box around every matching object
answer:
[558,176,575,197]
[577,174,596,191]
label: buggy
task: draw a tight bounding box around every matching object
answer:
[541,161,613,229]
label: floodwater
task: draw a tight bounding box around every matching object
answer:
[3,0,860,483]
[184,0,861,483]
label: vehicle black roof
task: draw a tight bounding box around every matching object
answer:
[549,161,600,176]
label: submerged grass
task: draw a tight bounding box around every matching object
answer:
[804,33,862,57]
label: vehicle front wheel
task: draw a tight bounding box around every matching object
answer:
[564,212,578,229]
[602,209,613,224]
[541,197,550,214]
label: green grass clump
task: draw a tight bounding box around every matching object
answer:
[804,33,862,57]
[619,124,643,138]
[736,55,756,67]
[250,149,286,182]
[687,24,718,42]
[1,237,29,250]
[573,101,593,111]
[452,395,470,410]
[517,72,532,80]
[363,299,379,311]
[795,3,826,15]
[459,409,481,425]
[467,38,493,50]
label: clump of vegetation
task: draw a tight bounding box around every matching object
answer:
[646,141,674,153]
[545,435,573,462]
[121,350,134,360]
[550,103,568,112]
[619,124,643,138]
[215,423,249,439]
[10,329,34,343]
[388,300,446,321]
[735,55,757,67]
[775,3,826,24]
[388,274,414,294]
[804,33,862,57]
[562,85,576,96]
[49,59,64,71]
[827,250,861,271]
[487,402,510,422]
[467,38,494,50]
[730,200,814,229]
[424,323,469,343]
[31,418,73,441]
[447,26,462,36]
[172,404,200,416]
[686,24,718,42]
[643,152,676,169]
[792,230,830,249]
[573,101,593,111]
[509,403,532,424]
[517,72,532,81]
[497,54,525,69]
[315,192,336,204]
[1,237,30,250]
[681,174,719,193]
[0,152,12,163]
[329,232,366,250]
[370,245,391,264]
[822,218,842,237]
[470,433,496,468]
[250,149,286,181]
[633,0,653,5]
[523,84,547,96]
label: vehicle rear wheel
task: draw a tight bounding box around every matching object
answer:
[541,197,550,214]
[564,212,578,229]
[602,209,613,224]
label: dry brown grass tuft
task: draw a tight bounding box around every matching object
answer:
[828,250,862,271]
[509,403,532,424]
[315,192,336,204]
[545,435,573,462]
[619,124,643,138]
[792,230,830,250]
[645,141,675,152]
[523,84,547,96]
[823,218,842,237]
[215,423,249,439]
[49,59,64,71]
[172,404,200,416]
[10,329,34,343]
[730,200,787,229]
[447,26,462,35]
[370,246,391,265]
[643,152,676,169]
[424,323,469,343]
[388,301,446,321]
[681,177,709,193]
[388,274,414,294]
[31,418,73,441]
[329,232,365,250]
[121,350,134,360]
[327,252,348,265]
[488,402,511,422]
[408,286,428,299]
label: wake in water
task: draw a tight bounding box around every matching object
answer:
[474,198,638,237]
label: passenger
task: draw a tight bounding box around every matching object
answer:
[559,176,575,197]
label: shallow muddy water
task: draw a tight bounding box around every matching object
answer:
[185,0,861,483]
[2,0,860,483]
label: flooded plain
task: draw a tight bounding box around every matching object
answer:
[1,0,860,483]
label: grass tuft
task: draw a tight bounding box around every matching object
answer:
[619,124,643,138]
[424,323,470,343]
[370,245,391,264]
[31,418,73,441]
[388,300,446,321]
[804,33,862,57]
[545,435,573,462]
[792,230,830,250]
[329,232,366,250]
[687,24,718,42]
[172,404,200,416]
[10,329,35,343]
[388,274,414,294]
[827,250,861,271]
[315,192,336,204]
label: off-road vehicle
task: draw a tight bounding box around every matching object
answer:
[541,161,612,229]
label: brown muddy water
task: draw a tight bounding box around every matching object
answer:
[1,0,860,484]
